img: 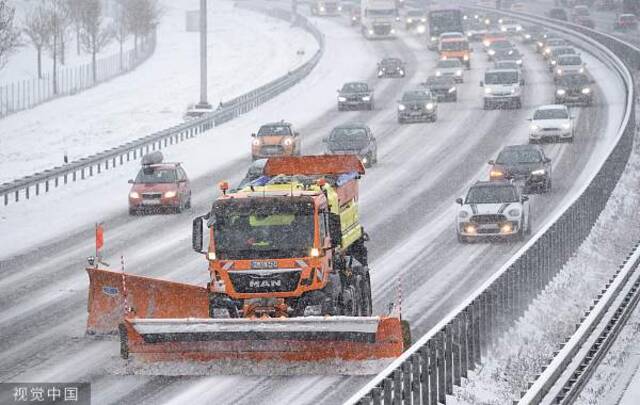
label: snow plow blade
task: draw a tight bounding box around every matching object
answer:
[86,267,209,335]
[119,316,405,374]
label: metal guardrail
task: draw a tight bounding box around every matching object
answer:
[0,4,324,208]
[519,241,640,404]
[346,7,638,405]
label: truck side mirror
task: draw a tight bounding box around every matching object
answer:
[455,197,463,205]
[128,179,134,184]
[192,214,208,254]
[328,213,342,247]
[488,160,495,165]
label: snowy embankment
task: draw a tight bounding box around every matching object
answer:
[449,122,640,403]
[0,15,376,260]
[0,0,317,184]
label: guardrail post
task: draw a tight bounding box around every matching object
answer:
[4,193,7,206]
[428,340,438,405]
[411,354,421,405]
[420,347,431,405]
[372,387,381,405]
[437,331,446,403]
[452,319,462,387]
[402,361,411,404]
[393,369,402,405]
[35,183,39,196]
[460,310,469,377]
[444,324,453,395]
[45,180,49,192]
[383,377,392,404]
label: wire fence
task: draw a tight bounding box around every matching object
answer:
[0,34,156,118]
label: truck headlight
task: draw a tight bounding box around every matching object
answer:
[524,34,531,39]
[369,29,374,35]
[501,27,507,32]
[511,87,517,94]
[458,211,470,219]
[337,5,342,11]
[129,192,140,199]
[516,59,523,65]
[164,190,177,198]
[556,89,566,96]
[391,28,396,34]
[252,138,261,146]
[556,68,562,75]
[338,96,346,102]
[455,70,462,76]
[530,124,540,132]
[431,36,438,42]
[516,26,523,31]
[426,102,434,110]
[561,122,571,130]
[582,87,591,94]
[488,49,496,56]
[407,18,413,23]
[362,96,371,101]
[490,170,504,178]
[463,54,469,61]
[283,137,293,146]
[531,169,545,176]
[483,40,491,47]
[398,104,406,111]
[579,67,584,73]
[448,87,457,93]
[484,87,492,94]
[436,71,442,76]
[507,208,521,217]
[207,251,216,261]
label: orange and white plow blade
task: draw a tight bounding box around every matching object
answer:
[86,267,209,335]
[121,316,404,365]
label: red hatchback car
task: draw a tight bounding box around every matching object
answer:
[128,152,191,215]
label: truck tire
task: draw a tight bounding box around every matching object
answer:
[483,100,490,110]
[359,274,373,316]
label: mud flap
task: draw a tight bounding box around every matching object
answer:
[86,267,209,335]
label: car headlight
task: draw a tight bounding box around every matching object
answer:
[488,49,496,56]
[352,16,357,21]
[407,18,413,23]
[252,138,261,146]
[516,59,523,65]
[390,28,396,34]
[319,6,325,11]
[129,191,140,199]
[483,40,491,47]
[337,5,342,11]
[377,70,383,76]
[431,36,438,42]
[501,27,507,32]
[362,96,371,101]
[441,55,448,60]
[579,67,585,73]
[531,169,545,176]
[455,70,462,76]
[338,96,346,102]
[561,122,571,130]
[426,102,434,110]
[556,89,566,96]
[507,208,521,217]
[544,48,551,54]
[369,29,374,35]
[490,169,503,178]
[436,71,442,76]
[551,60,557,66]
[530,124,540,131]
[525,34,531,39]
[164,190,177,198]
[516,26,522,31]
[398,104,406,111]
[484,87,492,94]
[511,87,517,94]
[463,54,469,61]
[582,87,591,94]
[484,19,490,25]
[448,86,457,93]
[421,18,426,22]
[556,68,562,75]
[283,137,293,146]
[417,25,426,33]
[458,210,470,219]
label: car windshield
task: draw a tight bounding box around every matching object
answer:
[342,83,368,92]
[553,47,576,56]
[212,199,314,260]
[381,58,401,66]
[440,41,468,51]
[620,15,636,22]
[495,48,520,57]
[426,76,454,85]
[495,62,518,70]
[574,7,589,16]
[533,108,569,120]
[558,55,581,65]
[402,91,431,101]
[484,71,518,84]
[407,10,425,17]
[257,125,291,137]
[491,40,512,49]
[465,185,519,204]
[437,59,462,68]
[501,19,517,25]
[496,149,542,164]
[558,74,590,86]
[329,127,369,148]
[135,167,176,183]
[547,39,567,47]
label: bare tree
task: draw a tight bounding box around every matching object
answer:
[44,0,71,94]
[67,0,85,56]
[113,0,129,70]
[125,0,162,57]
[0,0,21,70]
[79,0,113,82]
[23,5,50,79]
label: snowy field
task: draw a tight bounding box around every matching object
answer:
[0,0,316,184]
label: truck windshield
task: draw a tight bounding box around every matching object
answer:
[212,199,315,260]
[429,10,463,35]
[365,9,396,17]
[485,71,518,84]
[465,185,519,204]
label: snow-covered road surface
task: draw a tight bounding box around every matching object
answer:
[0,4,629,405]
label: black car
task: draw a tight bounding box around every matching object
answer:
[548,8,568,21]
[323,123,378,167]
[487,39,515,61]
[521,25,545,43]
[555,73,594,105]
[489,144,552,193]
[424,75,458,102]
[377,58,406,78]
[493,47,523,67]
[337,82,374,110]
[397,89,438,123]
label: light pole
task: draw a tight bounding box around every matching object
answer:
[196,0,212,110]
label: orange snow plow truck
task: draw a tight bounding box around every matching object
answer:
[85,155,408,372]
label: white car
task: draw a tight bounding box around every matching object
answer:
[481,69,524,110]
[528,104,574,143]
[456,181,531,242]
[553,54,586,79]
[498,18,523,34]
[435,59,464,83]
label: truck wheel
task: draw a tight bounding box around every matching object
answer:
[129,208,137,216]
[368,102,374,111]
[483,100,490,110]
[515,99,522,109]
[359,275,373,316]
[342,285,360,316]
[546,178,552,192]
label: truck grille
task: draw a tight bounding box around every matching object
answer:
[229,270,301,293]
[373,24,391,35]
[142,192,162,199]
[471,214,506,224]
